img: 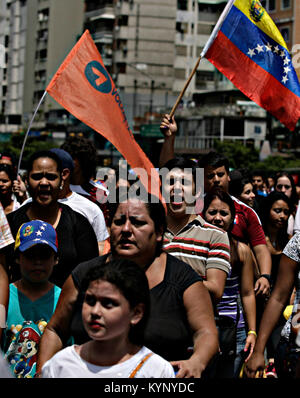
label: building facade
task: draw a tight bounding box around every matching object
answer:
[0,0,297,159]
[0,0,84,136]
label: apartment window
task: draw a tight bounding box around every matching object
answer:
[197,23,213,35]
[37,29,48,41]
[176,22,188,34]
[195,70,214,89]
[261,0,276,12]
[35,49,47,62]
[282,0,291,9]
[196,71,214,82]
[176,46,187,56]
[175,69,186,79]
[280,27,290,42]
[8,115,21,125]
[38,8,49,22]
[85,0,113,12]
[116,62,126,74]
[35,70,46,83]
[177,0,188,11]
[33,90,45,104]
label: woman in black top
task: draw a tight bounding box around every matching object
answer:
[3,150,99,287]
[36,191,218,378]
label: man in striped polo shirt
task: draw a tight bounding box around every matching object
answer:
[159,114,271,299]
[161,157,231,304]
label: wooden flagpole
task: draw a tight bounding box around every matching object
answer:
[169,56,202,118]
[168,0,235,118]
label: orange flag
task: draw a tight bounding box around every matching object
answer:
[46,30,161,200]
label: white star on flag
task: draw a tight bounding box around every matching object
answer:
[256,44,264,53]
[284,66,291,74]
[273,45,279,54]
[282,75,288,84]
[283,57,290,65]
[40,226,45,230]
[280,51,285,58]
[247,48,256,57]
[36,230,43,236]
[265,43,272,51]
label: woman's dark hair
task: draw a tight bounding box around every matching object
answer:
[107,187,167,237]
[229,169,253,198]
[26,150,63,175]
[274,171,298,207]
[203,187,236,233]
[0,151,16,166]
[203,187,240,269]
[0,163,16,182]
[259,191,291,250]
[259,191,292,224]
[81,258,150,346]
[61,136,97,182]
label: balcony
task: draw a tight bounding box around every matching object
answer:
[174,135,248,154]
[197,11,219,23]
[85,6,115,21]
[91,31,113,43]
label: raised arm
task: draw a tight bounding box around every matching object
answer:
[159,114,177,168]
[170,281,219,378]
[35,275,79,376]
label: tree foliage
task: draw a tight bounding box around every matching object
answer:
[0,135,56,170]
[213,140,259,170]
[213,140,300,173]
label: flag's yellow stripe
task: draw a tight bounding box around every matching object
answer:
[234,0,288,50]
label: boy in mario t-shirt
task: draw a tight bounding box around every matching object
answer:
[1,220,61,377]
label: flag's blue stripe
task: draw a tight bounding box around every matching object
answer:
[220,5,300,97]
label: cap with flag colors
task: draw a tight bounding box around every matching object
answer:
[14,220,58,253]
[46,30,161,200]
[202,0,300,131]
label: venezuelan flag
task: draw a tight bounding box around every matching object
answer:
[204,0,300,131]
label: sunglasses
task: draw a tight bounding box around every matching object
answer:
[30,172,59,181]
[277,184,291,190]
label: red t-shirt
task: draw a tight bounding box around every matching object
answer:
[231,196,266,247]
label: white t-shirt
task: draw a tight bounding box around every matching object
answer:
[293,200,300,234]
[41,345,175,378]
[58,192,109,242]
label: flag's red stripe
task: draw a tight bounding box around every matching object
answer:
[206,31,300,131]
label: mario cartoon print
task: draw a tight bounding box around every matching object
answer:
[5,321,43,378]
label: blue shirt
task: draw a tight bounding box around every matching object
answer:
[2,284,61,378]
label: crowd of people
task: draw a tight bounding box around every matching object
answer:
[0,116,299,379]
